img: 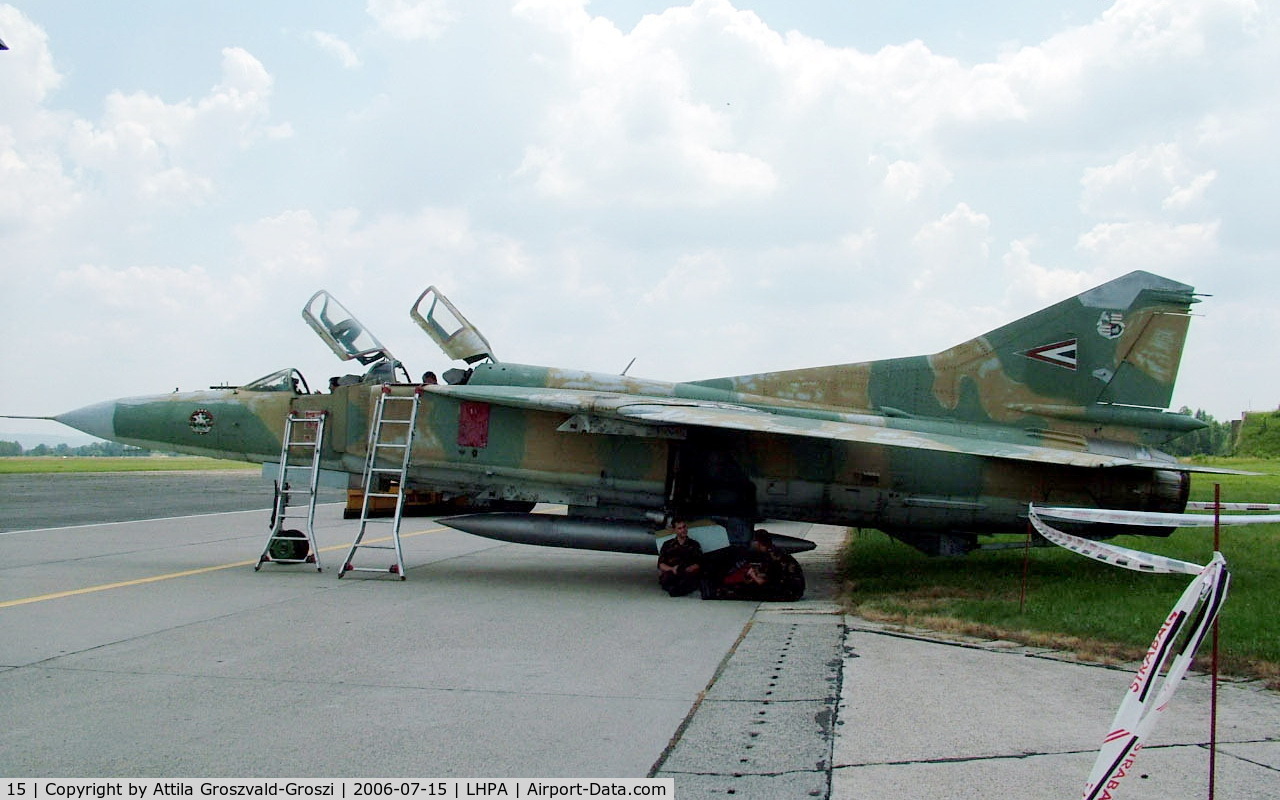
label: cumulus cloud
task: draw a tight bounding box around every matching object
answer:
[0,5,62,113]
[643,251,731,305]
[307,31,363,69]
[512,0,781,207]
[2,0,1277,424]
[366,0,455,41]
[877,158,954,205]
[234,206,533,301]
[65,47,286,207]
[911,203,993,285]
[1076,220,1220,269]
[1081,143,1218,219]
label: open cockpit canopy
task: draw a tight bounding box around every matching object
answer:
[303,291,397,366]
[411,286,496,365]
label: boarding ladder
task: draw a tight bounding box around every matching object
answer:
[256,410,327,572]
[339,385,423,580]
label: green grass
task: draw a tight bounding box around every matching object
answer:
[841,458,1280,686]
[0,456,259,474]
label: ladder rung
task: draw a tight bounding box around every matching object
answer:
[365,492,400,499]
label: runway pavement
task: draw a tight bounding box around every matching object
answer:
[0,469,344,532]
[1,472,1277,797]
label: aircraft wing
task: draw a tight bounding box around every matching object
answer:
[431,384,1242,473]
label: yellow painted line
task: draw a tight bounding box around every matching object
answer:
[0,526,447,610]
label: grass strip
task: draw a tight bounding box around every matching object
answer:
[840,458,1280,687]
[0,456,259,474]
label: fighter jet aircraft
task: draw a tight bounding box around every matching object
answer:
[50,270,1227,557]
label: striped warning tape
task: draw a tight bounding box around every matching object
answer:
[1027,505,1239,799]
[1033,505,1280,528]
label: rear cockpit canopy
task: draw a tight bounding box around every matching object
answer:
[411,286,496,365]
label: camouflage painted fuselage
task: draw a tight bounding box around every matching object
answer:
[57,271,1211,555]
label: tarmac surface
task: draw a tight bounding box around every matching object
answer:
[0,469,344,532]
[2,472,1278,798]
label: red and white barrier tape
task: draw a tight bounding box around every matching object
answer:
[1034,505,1280,528]
[1026,506,1234,799]
[1186,501,1280,512]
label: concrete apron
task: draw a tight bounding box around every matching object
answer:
[653,521,1279,800]
[655,605,1279,800]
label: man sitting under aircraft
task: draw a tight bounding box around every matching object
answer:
[657,520,703,597]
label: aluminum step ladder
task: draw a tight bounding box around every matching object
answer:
[339,385,422,580]
[256,410,327,572]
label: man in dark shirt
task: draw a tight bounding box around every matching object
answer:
[657,520,703,596]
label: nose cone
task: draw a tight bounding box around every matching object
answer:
[55,400,118,441]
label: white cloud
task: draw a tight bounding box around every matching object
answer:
[1162,169,1217,211]
[0,6,62,112]
[1001,239,1098,304]
[54,263,242,316]
[643,251,731,305]
[1,0,1278,431]
[1081,142,1217,218]
[307,31,363,69]
[877,158,953,205]
[0,126,81,230]
[65,47,284,207]
[366,0,455,41]
[910,203,993,286]
[1076,220,1220,269]
[511,0,789,206]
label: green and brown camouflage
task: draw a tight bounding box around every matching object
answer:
[52,271,1226,556]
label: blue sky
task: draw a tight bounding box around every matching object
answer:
[2,0,1278,443]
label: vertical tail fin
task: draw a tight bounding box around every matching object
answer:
[695,271,1199,427]
[937,270,1198,416]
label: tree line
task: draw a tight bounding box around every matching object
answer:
[0,440,152,457]
[1157,407,1278,459]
